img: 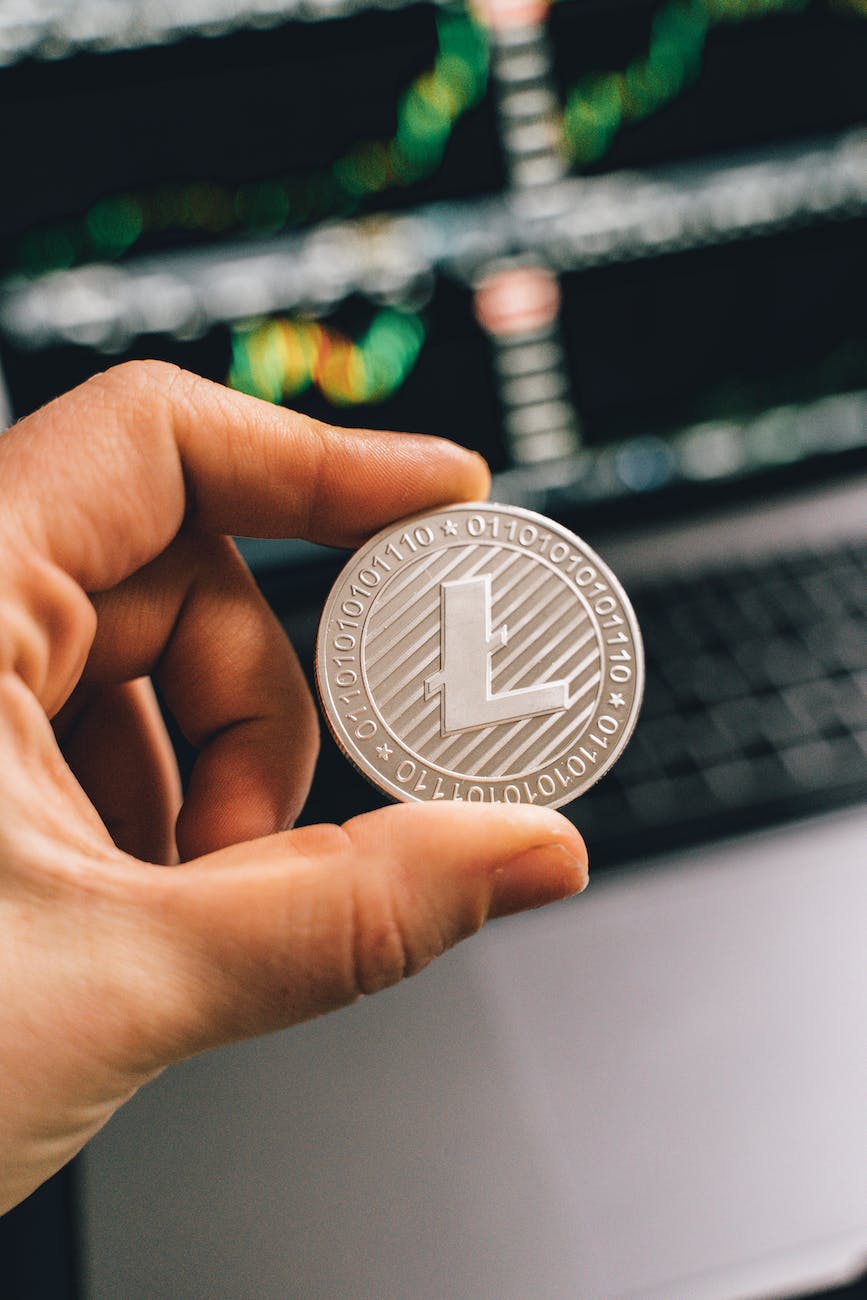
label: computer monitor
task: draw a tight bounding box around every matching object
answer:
[1,0,864,545]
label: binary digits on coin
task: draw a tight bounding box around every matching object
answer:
[315,504,643,810]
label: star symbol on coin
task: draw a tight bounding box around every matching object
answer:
[375,743,393,760]
[608,692,626,708]
[441,519,458,536]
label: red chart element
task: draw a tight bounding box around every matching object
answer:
[473,265,561,338]
[473,0,552,30]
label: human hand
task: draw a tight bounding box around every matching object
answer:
[0,361,587,1213]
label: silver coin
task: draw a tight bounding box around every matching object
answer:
[315,503,643,810]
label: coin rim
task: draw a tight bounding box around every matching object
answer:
[315,502,645,809]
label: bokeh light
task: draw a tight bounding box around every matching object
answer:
[228,308,426,406]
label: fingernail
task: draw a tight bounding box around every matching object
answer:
[489,842,589,920]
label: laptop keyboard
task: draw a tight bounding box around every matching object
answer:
[573,539,867,865]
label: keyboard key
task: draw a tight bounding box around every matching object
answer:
[838,672,867,729]
[828,563,867,613]
[709,697,766,749]
[831,681,867,733]
[702,753,790,808]
[783,680,846,732]
[703,758,755,806]
[799,572,849,620]
[832,619,867,673]
[614,730,662,779]
[689,651,750,705]
[803,618,867,674]
[630,716,692,774]
[686,716,740,766]
[780,735,867,790]
[730,587,778,635]
[625,775,717,826]
[762,577,812,628]
[780,740,835,788]
[730,638,777,691]
[760,636,816,688]
[756,695,810,747]
[657,659,703,710]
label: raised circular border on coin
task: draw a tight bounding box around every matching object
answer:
[315,503,644,810]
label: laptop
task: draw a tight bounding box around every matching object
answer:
[0,2,864,1296]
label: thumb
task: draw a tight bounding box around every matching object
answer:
[129,803,588,1070]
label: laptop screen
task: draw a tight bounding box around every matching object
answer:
[1,0,865,560]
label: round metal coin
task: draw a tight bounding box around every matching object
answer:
[315,502,643,810]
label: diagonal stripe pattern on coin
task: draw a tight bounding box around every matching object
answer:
[315,503,643,809]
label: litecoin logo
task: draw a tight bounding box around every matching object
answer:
[316,503,643,809]
[424,575,569,734]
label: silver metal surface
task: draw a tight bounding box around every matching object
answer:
[316,502,643,808]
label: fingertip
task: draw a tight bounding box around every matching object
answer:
[435,438,490,502]
[475,804,588,918]
[372,426,489,498]
[460,447,492,502]
[488,841,589,920]
[473,801,588,868]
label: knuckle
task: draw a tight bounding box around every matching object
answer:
[348,870,414,997]
[337,815,423,996]
[282,819,422,1000]
[83,361,193,444]
[99,358,185,395]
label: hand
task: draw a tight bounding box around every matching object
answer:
[0,361,587,1214]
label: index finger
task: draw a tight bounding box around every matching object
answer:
[0,360,490,591]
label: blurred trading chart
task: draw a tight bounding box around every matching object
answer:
[0,0,865,500]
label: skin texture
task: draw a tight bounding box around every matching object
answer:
[0,361,587,1214]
